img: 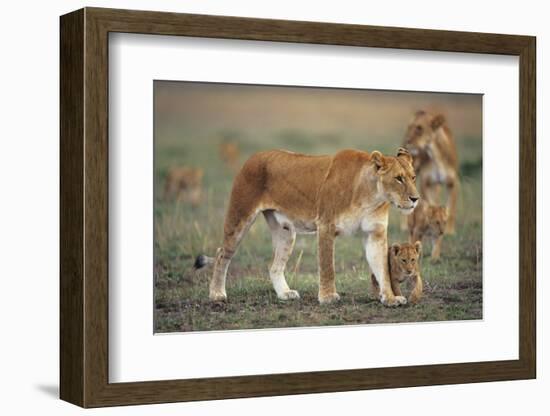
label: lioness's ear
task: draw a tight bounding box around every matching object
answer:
[414,241,422,256]
[370,151,387,172]
[431,114,446,130]
[390,243,401,257]
[396,147,413,165]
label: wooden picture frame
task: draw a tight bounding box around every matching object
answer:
[60,7,536,408]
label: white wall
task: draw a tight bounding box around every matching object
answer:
[0,1,545,414]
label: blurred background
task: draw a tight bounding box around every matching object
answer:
[154,81,482,332]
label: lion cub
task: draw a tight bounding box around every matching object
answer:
[163,166,203,206]
[408,200,448,262]
[371,242,423,304]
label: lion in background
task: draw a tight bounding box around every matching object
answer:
[403,110,459,234]
[408,200,448,262]
[163,166,203,206]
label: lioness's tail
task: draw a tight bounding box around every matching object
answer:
[193,254,215,270]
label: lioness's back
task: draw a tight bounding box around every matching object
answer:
[235,150,331,209]
[263,150,331,181]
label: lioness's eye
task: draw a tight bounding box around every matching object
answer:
[415,125,423,134]
[412,175,416,181]
[401,259,406,263]
[395,176,404,183]
[411,259,416,263]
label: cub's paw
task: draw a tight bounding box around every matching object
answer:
[318,292,341,305]
[209,291,227,303]
[380,294,407,307]
[278,290,300,301]
[395,295,407,305]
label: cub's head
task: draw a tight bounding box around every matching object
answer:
[370,147,420,214]
[389,242,422,283]
[425,205,449,237]
[403,110,446,156]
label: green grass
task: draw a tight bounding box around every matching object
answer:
[154,125,482,333]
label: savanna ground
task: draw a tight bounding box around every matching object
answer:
[154,82,482,333]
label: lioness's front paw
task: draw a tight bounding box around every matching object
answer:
[209,291,227,303]
[318,292,341,305]
[380,294,407,307]
[278,290,300,301]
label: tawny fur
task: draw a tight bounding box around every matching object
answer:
[204,147,420,306]
[402,111,459,234]
[408,200,448,263]
[371,242,423,304]
[163,166,203,206]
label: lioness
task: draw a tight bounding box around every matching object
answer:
[408,200,448,262]
[196,147,419,306]
[163,166,203,206]
[371,241,423,304]
[403,111,459,234]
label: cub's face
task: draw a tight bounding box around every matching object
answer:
[425,206,449,237]
[371,148,420,214]
[389,242,422,282]
[403,111,446,156]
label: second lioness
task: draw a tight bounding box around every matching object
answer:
[197,147,419,306]
[403,111,459,234]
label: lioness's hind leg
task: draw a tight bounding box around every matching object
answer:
[209,211,258,302]
[318,223,340,304]
[264,211,299,301]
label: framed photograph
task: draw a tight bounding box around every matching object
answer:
[60,7,536,408]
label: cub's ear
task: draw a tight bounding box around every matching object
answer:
[390,243,401,257]
[414,110,426,118]
[431,114,446,130]
[370,150,388,173]
[396,147,413,165]
[413,240,422,256]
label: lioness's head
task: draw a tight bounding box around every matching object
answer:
[389,241,422,283]
[424,205,449,237]
[370,147,420,214]
[403,110,446,156]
